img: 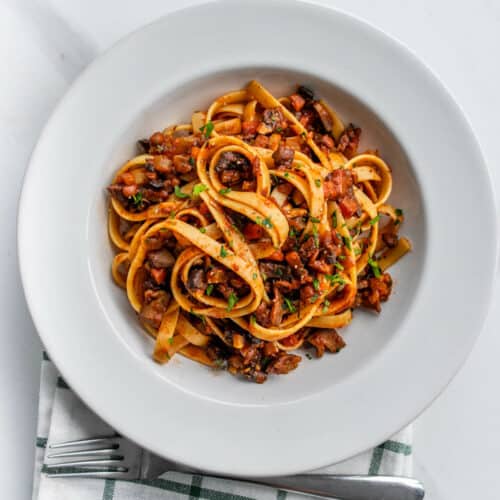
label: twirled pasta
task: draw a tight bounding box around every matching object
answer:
[107,81,411,383]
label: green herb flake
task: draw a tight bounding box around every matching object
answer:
[342,235,352,250]
[335,262,344,271]
[188,157,195,167]
[322,299,331,314]
[190,309,206,325]
[220,246,228,258]
[395,208,404,216]
[252,272,258,280]
[214,358,225,369]
[169,210,176,219]
[284,172,290,178]
[313,278,320,291]
[249,315,256,325]
[205,284,214,296]
[192,183,208,197]
[261,355,272,370]
[174,185,189,199]
[309,294,319,303]
[200,121,214,139]
[312,224,319,248]
[263,217,273,229]
[354,246,362,256]
[369,214,381,226]
[332,211,338,228]
[301,131,307,139]
[255,216,273,229]
[168,336,174,345]
[337,255,346,261]
[289,227,297,238]
[219,187,232,195]
[199,227,207,234]
[284,297,296,313]
[314,179,322,188]
[310,216,321,223]
[227,292,238,312]
[368,257,382,278]
[325,274,346,286]
[131,192,143,207]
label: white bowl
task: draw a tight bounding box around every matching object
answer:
[18,0,497,476]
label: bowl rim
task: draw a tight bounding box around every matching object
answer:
[17,0,498,476]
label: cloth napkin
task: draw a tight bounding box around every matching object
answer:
[33,352,413,500]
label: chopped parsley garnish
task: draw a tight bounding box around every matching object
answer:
[310,216,321,223]
[289,227,297,238]
[337,255,345,261]
[174,185,189,198]
[309,294,319,303]
[312,223,319,247]
[325,274,346,286]
[332,211,337,228]
[219,187,232,195]
[205,284,214,296]
[334,262,344,271]
[249,315,256,325]
[192,183,208,197]
[369,214,380,226]
[131,192,143,207]
[395,208,404,216]
[168,337,174,345]
[252,272,258,280]
[190,309,206,324]
[199,121,214,139]
[284,297,296,313]
[313,278,320,291]
[368,257,382,278]
[322,299,331,314]
[301,131,307,139]
[261,356,272,370]
[314,179,322,187]
[231,224,242,235]
[342,235,352,250]
[169,210,176,219]
[214,358,225,368]
[227,292,238,312]
[276,126,283,133]
[284,172,290,178]
[188,157,195,167]
[354,246,362,256]
[199,227,206,233]
[256,216,273,228]
[220,246,228,258]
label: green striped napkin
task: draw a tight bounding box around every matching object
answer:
[33,353,412,499]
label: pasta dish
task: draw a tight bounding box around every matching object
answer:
[107,80,411,383]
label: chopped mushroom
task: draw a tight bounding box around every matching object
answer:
[269,354,301,374]
[307,329,346,357]
[148,249,174,269]
[139,290,169,329]
[312,101,333,132]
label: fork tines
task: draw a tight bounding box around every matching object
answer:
[44,435,142,479]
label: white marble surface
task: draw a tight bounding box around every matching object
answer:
[1,0,499,498]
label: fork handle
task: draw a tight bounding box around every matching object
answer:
[206,474,425,500]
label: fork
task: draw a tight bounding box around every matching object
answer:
[44,435,425,500]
